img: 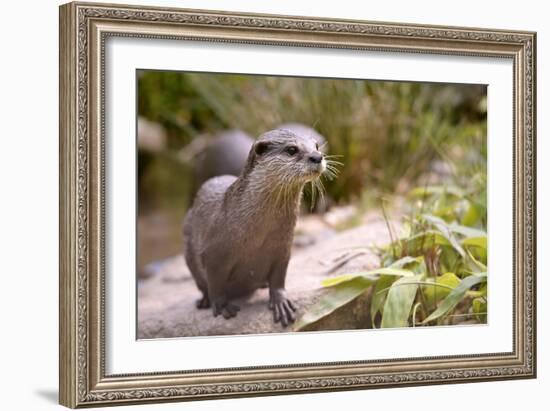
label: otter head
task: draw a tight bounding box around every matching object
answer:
[245,129,326,185]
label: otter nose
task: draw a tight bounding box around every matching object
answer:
[308,153,323,164]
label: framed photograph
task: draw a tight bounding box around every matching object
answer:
[59,1,537,408]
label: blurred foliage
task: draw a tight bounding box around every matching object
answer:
[295,177,488,330]
[138,70,489,328]
[137,70,486,213]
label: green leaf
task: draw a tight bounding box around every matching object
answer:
[400,221,412,239]
[400,230,452,251]
[461,202,481,227]
[478,283,487,296]
[422,272,461,306]
[321,267,413,288]
[448,223,486,239]
[472,298,488,323]
[389,255,424,269]
[422,212,486,239]
[463,236,487,266]
[467,281,487,299]
[462,236,487,249]
[411,302,423,327]
[370,275,398,326]
[367,267,416,277]
[438,246,463,274]
[380,274,423,328]
[465,249,487,273]
[422,274,487,324]
[409,185,465,198]
[321,274,360,288]
[422,214,465,257]
[294,277,374,331]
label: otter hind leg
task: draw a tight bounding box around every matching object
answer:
[183,226,212,311]
[212,298,240,319]
[195,292,211,309]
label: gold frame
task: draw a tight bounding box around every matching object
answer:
[59,1,537,408]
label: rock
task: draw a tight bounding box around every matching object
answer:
[139,260,164,280]
[299,289,374,332]
[293,214,336,249]
[137,216,395,338]
[323,205,357,227]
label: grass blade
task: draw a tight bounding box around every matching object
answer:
[370,274,398,326]
[321,267,414,288]
[422,274,487,324]
[462,236,487,249]
[380,274,423,328]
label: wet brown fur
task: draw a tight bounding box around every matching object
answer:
[183,129,330,325]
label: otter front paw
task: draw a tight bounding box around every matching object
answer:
[195,294,211,309]
[269,290,296,327]
[213,300,240,319]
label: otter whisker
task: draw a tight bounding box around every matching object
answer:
[324,160,342,180]
[274,181,285,211]
[322,165,339,180]
[325,164,341,173]
[317,177,327,196]
[313,178,326,209]
[282,182,290,214]
[309,181,317,211]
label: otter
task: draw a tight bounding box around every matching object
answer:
[183,129,329,326]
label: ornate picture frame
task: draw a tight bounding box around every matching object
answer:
[59,1,536,408]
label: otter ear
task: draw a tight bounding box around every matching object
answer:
[254,140,271,156]
[243,140,270,175]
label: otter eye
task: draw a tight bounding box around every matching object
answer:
[315,143,319,150]
[286,146,298,156]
